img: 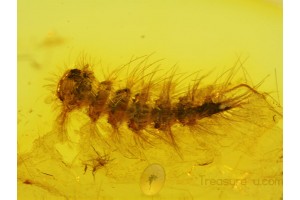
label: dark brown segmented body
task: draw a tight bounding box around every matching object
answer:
[57,68,235,130]
[55,63,277,151]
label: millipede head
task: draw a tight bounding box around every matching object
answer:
[56,68,97,110]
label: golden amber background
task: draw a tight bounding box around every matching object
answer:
[18,0,282,199]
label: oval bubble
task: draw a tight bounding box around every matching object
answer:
[140,163,166,196]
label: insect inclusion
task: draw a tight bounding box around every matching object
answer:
[54,56,282,156]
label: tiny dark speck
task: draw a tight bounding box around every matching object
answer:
[24,180,32,184]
